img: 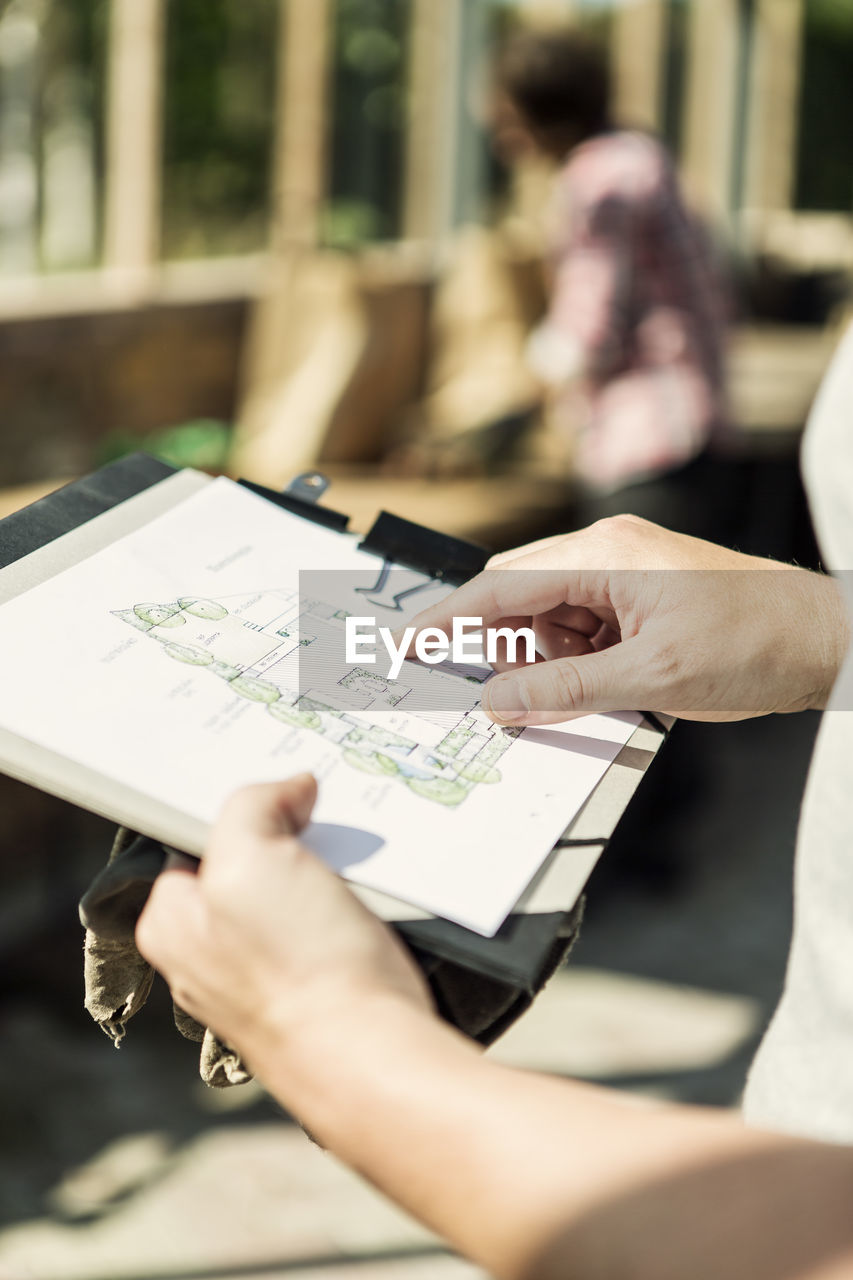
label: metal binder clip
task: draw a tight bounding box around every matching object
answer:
[284,472,330,506]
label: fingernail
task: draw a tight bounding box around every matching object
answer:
[483,677,529,724]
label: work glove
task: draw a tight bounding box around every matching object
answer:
[79,827,251,1087]
[80,826,584,1086]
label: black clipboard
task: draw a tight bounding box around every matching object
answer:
[0,454,671,991]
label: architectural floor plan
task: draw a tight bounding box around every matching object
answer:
[114,586,519,809]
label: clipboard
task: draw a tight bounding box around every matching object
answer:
[0,453,672,993]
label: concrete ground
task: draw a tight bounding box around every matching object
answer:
[0,709,820,1280]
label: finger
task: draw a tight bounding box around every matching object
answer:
[489,628,594,674]
[592,622,621,651]
[534,621,597,662]
[479,612,535,669]
[270,773,318,834]
[211,774,318,854]
[162,849,200,875]
[481,638,649,726]
[546,603,612,637]
[402,566,605,658]
[398,518,632,659]
[490,649,546,674]
[136,868,204,970]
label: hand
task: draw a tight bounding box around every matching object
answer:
[408,516,849,726]
[136,775,433,1080]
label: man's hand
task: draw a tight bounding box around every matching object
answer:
[407,516,849,726]
[135,774,433,1082]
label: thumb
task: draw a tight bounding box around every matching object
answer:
[136,864,205,969]
[211,773,319,854]
[481,638,649,726]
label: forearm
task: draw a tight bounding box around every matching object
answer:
[248,995,538,1270]
[244,997,853,1280]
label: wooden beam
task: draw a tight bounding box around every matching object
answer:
[273,0,333,249]
[741,0,805,215]
[103,0,164,275]
[611,0,668,133]
[681,0,741,221]
[402,0,463,243]
[517,0,578,27]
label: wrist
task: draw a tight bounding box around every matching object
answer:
[802,574,851,711]
[245,984,481,1148]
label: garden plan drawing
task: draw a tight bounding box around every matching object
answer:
[113,587,519,810]
[0,476,639,935]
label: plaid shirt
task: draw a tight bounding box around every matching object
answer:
[530,131,730,491]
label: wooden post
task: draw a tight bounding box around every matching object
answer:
[103,0,164,275]
[741,0,805,215]
[272,0,333,250]
[519,0,578,26]
[402,0,463,243]
[681,0,741,221]
[611,0,668,133]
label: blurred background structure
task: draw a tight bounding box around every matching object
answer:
[0,2,851,1278]
[0,0,850,540]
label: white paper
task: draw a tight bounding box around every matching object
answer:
[0,477,638,936]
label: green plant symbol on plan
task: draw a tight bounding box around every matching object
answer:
[162,642,214,665]
[135,603,185,628]
[177,598,228,620]
[229,675,281,704]
[114,594,514,808]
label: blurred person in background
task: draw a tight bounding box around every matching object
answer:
[492,30,735,542]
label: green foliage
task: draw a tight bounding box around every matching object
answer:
[322,199,383,249]
[33,0,110,269]
[804,0,853,39]
[95,420,232,472]
[161,0,278,257]
[325,0,411,247]
[796,0,853,211]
